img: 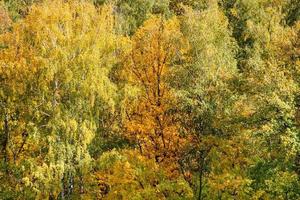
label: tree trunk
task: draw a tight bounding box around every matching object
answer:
[2,113,9,165]
[198,156,204,200]
[79,174,84,194]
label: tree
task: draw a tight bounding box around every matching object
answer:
[222,0,300,198]
[0,0,299,199]
[94,149,193,199]
[93,0,171,35]
[122,15,189,175]
[0,0,122,198]
[178,2,254,199]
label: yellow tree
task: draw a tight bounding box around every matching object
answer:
[123,16,189,175]
[94,149,193,199]
[0,0,122,198]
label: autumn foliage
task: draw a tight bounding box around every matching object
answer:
[0,0,299,199]
[123,16,188,174]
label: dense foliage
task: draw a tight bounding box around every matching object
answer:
[0,0,299,199]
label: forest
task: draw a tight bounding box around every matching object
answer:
[0,0,299,199]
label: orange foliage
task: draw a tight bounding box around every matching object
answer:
[123,16,189,175]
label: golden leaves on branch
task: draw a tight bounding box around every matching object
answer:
[123,16,189,175]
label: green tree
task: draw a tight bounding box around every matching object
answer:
[178,2,254,199]
[219,0,300,198]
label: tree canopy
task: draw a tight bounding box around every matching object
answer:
[0,0,299,199]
